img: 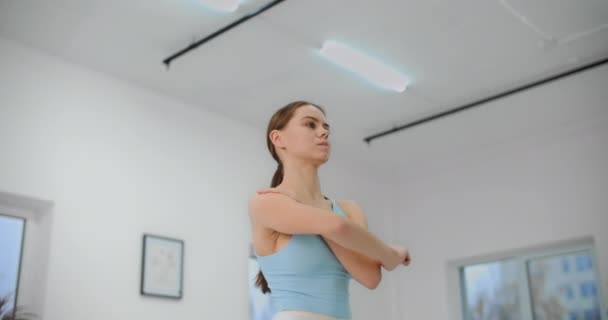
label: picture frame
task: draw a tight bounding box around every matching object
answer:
[140,234,184,299]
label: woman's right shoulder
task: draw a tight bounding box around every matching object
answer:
[249,191,291,205]
[248,192,288,216]
[248,193,289,234]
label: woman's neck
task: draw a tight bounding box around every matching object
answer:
[279,162,324,203]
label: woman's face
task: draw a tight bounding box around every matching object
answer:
[272,105,331,165]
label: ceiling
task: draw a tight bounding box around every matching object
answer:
[1,0,607,180]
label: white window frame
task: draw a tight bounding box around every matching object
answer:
[0,190,53,319]
[447,236,607,320]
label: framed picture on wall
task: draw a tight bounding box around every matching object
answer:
[140,234,184,299]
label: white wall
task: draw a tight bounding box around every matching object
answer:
[388,64,608,319]
[0,37,395,320]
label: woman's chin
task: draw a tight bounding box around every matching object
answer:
[313,155,330,165]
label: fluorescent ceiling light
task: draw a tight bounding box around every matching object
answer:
[200,0,240,12]
[319,41,410,92]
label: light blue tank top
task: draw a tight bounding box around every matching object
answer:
[256,197,352,319]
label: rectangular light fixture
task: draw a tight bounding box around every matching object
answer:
[200,0,240,12]
[319,41,410,92]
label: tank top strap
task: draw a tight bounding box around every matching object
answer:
[323,195,335,211]
[327,197,348,218]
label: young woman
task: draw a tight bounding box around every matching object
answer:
[249,101,411,320]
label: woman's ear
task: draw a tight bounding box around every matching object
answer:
[269,130,285,149]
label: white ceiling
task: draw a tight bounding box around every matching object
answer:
[1,0,607,180]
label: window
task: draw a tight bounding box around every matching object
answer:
[0,191,53,320]
[459,241,606,320]
[0,214,26,319]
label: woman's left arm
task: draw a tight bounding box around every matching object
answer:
[323,200,383,290]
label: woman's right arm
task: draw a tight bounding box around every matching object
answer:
[248,193,404,270]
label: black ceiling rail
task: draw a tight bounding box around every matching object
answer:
[163,0,286,68]
[363,55,608,145]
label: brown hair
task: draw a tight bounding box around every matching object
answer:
[255,100,326,294]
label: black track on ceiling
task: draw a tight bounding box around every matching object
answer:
[363,56,608,145]
[162,2,607,146]
[163,0,286,68]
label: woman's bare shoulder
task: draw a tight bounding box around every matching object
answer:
[248,192,289,212]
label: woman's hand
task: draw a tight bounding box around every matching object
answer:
[382,245,411,270]
[400,246,411,266]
